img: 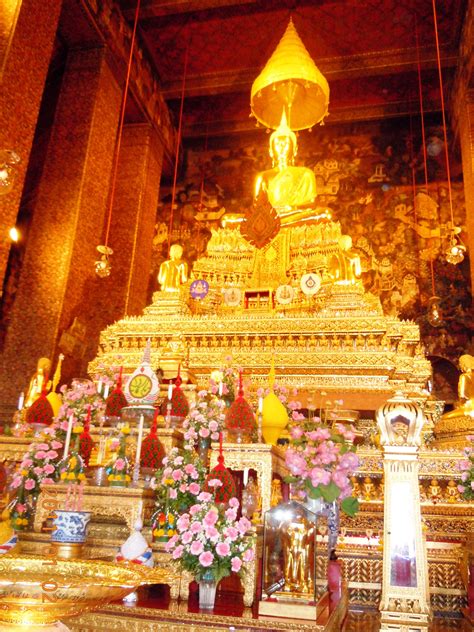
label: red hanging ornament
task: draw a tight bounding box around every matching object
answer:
[141,410,165,470]
[26,385,54,427]
[105,366,128,417]
[204,432,236,505]
[224,371,256,442]
[79,405,94,466]
[160,366,189,420]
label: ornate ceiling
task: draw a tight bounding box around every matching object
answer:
[119,0,466,138]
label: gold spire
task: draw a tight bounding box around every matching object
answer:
[251,18,329,131]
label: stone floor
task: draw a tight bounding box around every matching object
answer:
[343,609,470,631]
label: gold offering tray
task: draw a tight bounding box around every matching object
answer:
[0,554,175,628]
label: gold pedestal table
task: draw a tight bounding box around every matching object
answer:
[34,484,156,533]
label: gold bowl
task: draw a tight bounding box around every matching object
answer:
[0,555,173,629]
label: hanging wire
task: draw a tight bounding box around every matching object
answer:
[95,0,141,278]
[431,0,455,234]
[414,13,436,297]
[104,0,141,249]
[167,36,190,256]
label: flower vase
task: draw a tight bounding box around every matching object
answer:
[198,570,217,610]
[197,437,211,464]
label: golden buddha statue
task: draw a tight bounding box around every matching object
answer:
[445,479,461,503]
[158,244,188,292]
[440,354,474,422]
[254,110,320,227]
[24,357,52,408]
[328,235,362,284]
[281,514,314,593]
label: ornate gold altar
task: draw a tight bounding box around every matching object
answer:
[90,223,431,413]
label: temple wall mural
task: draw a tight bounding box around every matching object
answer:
[152,118,471,401]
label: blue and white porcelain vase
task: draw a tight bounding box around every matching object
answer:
[51,510,91,544]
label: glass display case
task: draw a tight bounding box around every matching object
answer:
[259,499,325,620]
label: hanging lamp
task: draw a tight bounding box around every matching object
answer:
[0,150,20,195]
[95,0,141,277]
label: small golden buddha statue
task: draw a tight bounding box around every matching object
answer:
[328,235,362,284]
[24,358,52,408]
[440,354,474,421]
[445,479,461,503]
[254,110,320,227]
[350,476,361,499]
[362,476,376,501]
[270,479,283,507]
[158,244,188,292]
[281,514,314,594]
[427,478,442,503]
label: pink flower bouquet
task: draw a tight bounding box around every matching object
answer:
[182,391,226,448]
[154,447,207,513]
[285,419,360,517]
[165,483,255,582]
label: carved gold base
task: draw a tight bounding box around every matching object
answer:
[68,589,348,631]
[259,599,317,620]
[380,609,430,631]
[433,413,474,449]
[49,542,84,559]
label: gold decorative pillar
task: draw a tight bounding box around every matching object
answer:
[377,392,431,631]
[0,46,122,406]
[0,0,63,288]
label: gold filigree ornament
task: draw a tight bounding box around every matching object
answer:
[240,190,281,249]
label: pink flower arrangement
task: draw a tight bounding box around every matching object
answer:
[166,490,255,582]
[457,436,474,500]
[154,447,207,513]
[285,417,360,517]
[11,378,107,506]
[182,391,226,448]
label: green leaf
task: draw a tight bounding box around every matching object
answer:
[283,475,299,484]
[341,496,359,517]
[307,484,323,499]
[319,481,341,503]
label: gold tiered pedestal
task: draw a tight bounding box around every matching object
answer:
[0,554,174,631]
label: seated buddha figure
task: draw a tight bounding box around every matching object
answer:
[441,354,474,421]
[254,110,318,227]
[328,235,362,284]
[158,244,188,292]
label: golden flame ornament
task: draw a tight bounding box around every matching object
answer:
[251,18,329,131]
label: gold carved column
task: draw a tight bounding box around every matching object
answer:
[0,46,122,406]
[0,0,63,288]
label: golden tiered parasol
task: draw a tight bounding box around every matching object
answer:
[250,18,329,131]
